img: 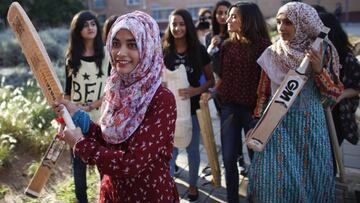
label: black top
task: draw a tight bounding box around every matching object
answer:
[164,45,211,115]
[333,53,360,145]
[205,33,227,76]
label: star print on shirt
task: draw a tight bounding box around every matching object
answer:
[96,71,104,79]
[83,73,90,80]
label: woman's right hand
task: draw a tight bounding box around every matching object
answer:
[200,92,212,104]
[52,99,80,117]
[211,35,221,47]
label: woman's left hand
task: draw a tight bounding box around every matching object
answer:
[52,99,80,117]
[306,45,323,74]
[179,86,199,100]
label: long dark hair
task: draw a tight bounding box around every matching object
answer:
[211,1,231,36]
[103,15,118,43]
[228,1,270,44]
[65,10,104,77]
[162,9,202,71]
[318,12,353,64]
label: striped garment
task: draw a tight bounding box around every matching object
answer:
[248,79,335,203]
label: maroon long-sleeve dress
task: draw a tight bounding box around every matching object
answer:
[74,86,179,202]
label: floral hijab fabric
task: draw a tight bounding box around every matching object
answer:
[100,11,163,144]
[257,2,341,86]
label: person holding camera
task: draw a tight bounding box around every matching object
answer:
[205,1,231,78]
[196,8,212,46]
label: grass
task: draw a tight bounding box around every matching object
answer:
[0,186,10,199]
[55,167,100,202]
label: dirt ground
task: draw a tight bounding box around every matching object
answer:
[0,147,73,202]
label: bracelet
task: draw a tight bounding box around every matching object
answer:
[87,102,94,111]
[72,137,84,157]
[55,117,65,124]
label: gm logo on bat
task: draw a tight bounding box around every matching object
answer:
[275,76,303,108]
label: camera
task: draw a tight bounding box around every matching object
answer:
[196,16,210,30]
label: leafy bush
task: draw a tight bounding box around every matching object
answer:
[0,185,9,199]
[0,27,68,67]
[0,79,57,162]
[0,30,25,67]
[39,27,68,66]
[27,161,40,177]
[0,66,33,87]
[266,17,277,32]
[0,134,16,167]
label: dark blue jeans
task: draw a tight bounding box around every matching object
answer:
[72,154,88,203]
[221,103,253,203]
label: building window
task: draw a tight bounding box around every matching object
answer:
[98,14,106,24]
[187,7,199,20]
[127,0,140,6]
[94,0,106,8]
[151,8,173,21]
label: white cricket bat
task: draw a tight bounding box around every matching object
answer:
[7,2,75,198]
[246,27,330,152]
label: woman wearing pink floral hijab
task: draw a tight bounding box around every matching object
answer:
[54,11,179,202]
[248,2,343,202]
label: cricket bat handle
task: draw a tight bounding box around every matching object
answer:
[297,27,330,74]
[62,107,76,129]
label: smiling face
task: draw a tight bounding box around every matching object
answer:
[169,14,186,39]
[111,29,140,75]
[80,19,97,40]
[276,13,296,42]
[226,7,241,33]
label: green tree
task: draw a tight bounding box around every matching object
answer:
[0,0,85,28]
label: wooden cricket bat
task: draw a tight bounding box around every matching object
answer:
[324,108,346,183]
[246,27,330,152]
[196,99,221,187]
[7,2,75,198]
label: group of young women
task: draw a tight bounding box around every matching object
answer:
[52,1,359,202]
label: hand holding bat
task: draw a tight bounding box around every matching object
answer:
[52,99,80,117]
[58,127,84,148]
[306,44,323,74]
[179,86,199,100]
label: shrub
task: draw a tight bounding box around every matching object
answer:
[0,185,10,199]
[266,17,277,32]
[0,66,33,87]
[0,27,68,67]
[0,79,57,158]
[0,134,17,167]
[0,30,25,67]
[39,27,68,65]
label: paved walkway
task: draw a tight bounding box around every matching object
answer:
[342,23,360,36]
[173,101,360,202]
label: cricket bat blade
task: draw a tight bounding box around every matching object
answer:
[7,2,75,197]
[246,27,330,152]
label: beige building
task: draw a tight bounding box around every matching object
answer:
[89,0,360,30]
